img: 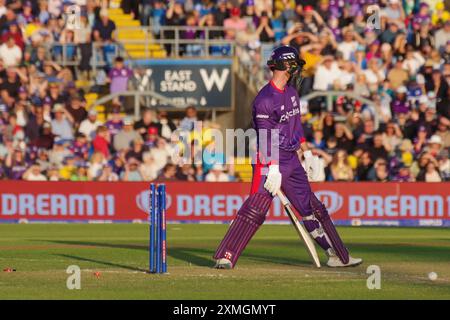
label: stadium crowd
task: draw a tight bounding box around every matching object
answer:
[0,0,449,182]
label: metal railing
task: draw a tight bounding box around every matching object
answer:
[301,90,379,128]
[118,25,240,58]
[42,41,135,73]
[91,90,179,120]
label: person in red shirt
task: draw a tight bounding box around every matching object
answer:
[92,125,111,158]
[1,22,24,51]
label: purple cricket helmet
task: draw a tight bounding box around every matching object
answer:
[267,45,306,75]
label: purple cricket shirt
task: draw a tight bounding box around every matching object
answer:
[252,81,305,164]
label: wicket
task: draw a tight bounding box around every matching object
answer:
[149,183,167,273]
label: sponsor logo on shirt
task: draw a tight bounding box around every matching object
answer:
[279,107,300,123]
[291,96,298,107]
[256,114,269,119]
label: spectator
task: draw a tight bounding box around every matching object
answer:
[435,116,450,148]
[51,104,74,140]
[59,155,76,180]
[392,163,414,182]
[22,163,47,181]
[337,29,359,61]
[93,8,117,65]
[48,139,70,166]
[69,133,89,160]
[334,122,354,151]
[164,0,186,55]
[364,58,386,92]
[311,129,325,150]
[149,138,170,173]
[0,36,22,67]
[79,109,101,141]
[108,56,132,96]
[105,105,124,138]
[2,21,24,51]
[417,161,442,182]
[46,165,60,181]
[180,105,198,131]
[92,126,111,158]
[98,163,120,182]
[205,164,230,182]
[134,108,159,139]
[121,157,143,181]
[65,95,87,128]
[437,149,449,181]
[113,117,140,152]
[426,135,443,158]
[70,163,90,181]
[93,9,116,42]
[382,121,403,153]
[126,137,146,162]
[255,11,274,42]
[329,150,353,181]
[176,163,196,181]
[369,132,389,161]
[88,152,106,180]
[33,121,54,150]
[156,163,178,181]
[387,57,410,90]
[224,7,247,40]
[140,151,158,181]
[356,151,373,181]
[313,56,341,91]
[158,110,177,140]
[371,160,390,182]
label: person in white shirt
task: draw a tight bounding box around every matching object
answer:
[313,56,341,91]
[337,30,359,60]
[434,21,450,52]
[363,58,386,91]
[150,138,170,172]
[79,109,102,140]
[403,48,425,76]
[48,0,62,17]
[0,36,22,67]
[139,151,159,181]
[23,164,47,181]
[205,164,230,182]
[336,61,355,90]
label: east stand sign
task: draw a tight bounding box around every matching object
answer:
[134,59,233,109]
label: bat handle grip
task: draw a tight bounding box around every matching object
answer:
[276,190,289,206]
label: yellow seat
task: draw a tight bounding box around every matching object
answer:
[107,5,167,62]
[95,105,106,112]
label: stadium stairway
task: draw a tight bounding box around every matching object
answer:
[107,1,166,59]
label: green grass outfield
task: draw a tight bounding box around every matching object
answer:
[0,224,449,299]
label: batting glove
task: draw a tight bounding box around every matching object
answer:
[264,164,282,196]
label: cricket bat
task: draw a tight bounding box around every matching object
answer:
[277,190,321,268]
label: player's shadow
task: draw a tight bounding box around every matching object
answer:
[37,239,309,268]
[38,239,214,268]
[55,253,148,272]
[168,246,313,267]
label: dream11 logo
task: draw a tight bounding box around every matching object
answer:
[64,4,81,30]
[315,191,343,215]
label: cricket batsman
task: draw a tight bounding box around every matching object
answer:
[214,46,362,269]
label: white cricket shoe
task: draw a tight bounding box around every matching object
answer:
[214,258,233,269]
[326,249,363,268]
